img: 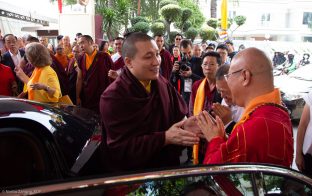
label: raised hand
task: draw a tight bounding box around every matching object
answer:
[212,103,232,124]
[196,111,225,142]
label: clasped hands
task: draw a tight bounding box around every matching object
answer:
[165,106,227,146]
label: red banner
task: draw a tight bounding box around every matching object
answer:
[58,0,62,14]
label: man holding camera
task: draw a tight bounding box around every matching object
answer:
[170,39,204,107]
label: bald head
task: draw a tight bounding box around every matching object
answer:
[228,47,275,107]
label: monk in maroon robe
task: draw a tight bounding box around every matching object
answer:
[77,35,113,113]
[154,35,173,80]
[100,32,200,172]
[108,37,125,80]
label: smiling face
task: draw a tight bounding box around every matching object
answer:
[125,40,161,83]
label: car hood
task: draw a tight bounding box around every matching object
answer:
[274,75,312,96]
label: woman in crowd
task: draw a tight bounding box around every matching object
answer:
[296,91,312,177]
[15,42,61,103]
[99,40,110,54]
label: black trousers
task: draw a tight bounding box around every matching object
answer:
[303,153,312,177]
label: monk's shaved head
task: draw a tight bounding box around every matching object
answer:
[232,47,273,80]
[228,47,275,107]
[122,32,153,59]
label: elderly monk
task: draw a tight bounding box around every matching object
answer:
[196,47,293,167]
[76,35,113,113]
[100,32,200,172]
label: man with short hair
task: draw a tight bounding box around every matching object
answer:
[225,40,237,61]
[193,44,202,58]
[100,32,200,172]
[169,33,183,55]
[196,47,293,167]
[39,36,48,48]
[213,65,244,134]
[76,35,113,113]
[216,44,230,66]
[108,37,125,80]
[171,39,204,106]
[154,34,173,80]
[1,34,25,93]
[62,35,73,58]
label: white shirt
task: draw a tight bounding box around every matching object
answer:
[111,53,121,63]
[9,50,22,67]
[303,91,312,155]
[221,99,244,123]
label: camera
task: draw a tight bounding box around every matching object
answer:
[177,56,190,72]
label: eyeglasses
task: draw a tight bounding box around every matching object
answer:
[224,69,244,81]
[175,38,182,40]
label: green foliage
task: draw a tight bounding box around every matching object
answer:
[133,21,151,33]
[181,8,192,22]
[207,18,218,29]
[177,0,205,29]
[185,27,198,42]
[234,15,247,26]
[160,4,182,23]
[63,0,76,5]
[131,16,149,26]
[169,31,179,43]
[151,22,166,36]
[159,0,177,8]
[182,20,192,32]
[199,26,218,41]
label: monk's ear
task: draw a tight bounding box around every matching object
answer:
[124,57,133,69]
[241,69,252,86]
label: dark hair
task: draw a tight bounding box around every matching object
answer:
[76,32,82,37]
[122,32,153,59]
[99,40,108,52]
[225,40,233,45]
[3,34,16,42]
[175,33,183,38]
[154,34,164,38]
[202,51,222,66]
[81,35,94,43]
[180,39,192,49]
[57,35,63,41]
[26,36,39,43]
[216,65,230,80]
[114,37,124,41]
[208,43,216,49]
[216,44,229,52]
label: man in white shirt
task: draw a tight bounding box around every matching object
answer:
[1,34,25,93]
[108,37,125,80]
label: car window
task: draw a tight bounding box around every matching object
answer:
[255,172,312,195]
[48,173,254,196]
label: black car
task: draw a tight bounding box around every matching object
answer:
[0,97,103,189]
[17,164,312,195]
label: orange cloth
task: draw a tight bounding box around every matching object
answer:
[234,88,281,128]
[85,49,97,71]
[139,80,152,93]
[26,66,61,103]
[192,78,208,165]
[55,53,69,70]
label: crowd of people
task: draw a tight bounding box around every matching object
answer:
[0,30,310,178]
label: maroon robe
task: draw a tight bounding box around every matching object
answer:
[78,51,113,113]
[160,49,173,80]
[100,67,187,172]
[50,54,70,96]
[112,55,125,71]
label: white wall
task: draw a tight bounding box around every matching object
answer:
[58,13,95,41]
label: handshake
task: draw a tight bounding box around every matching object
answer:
[165,103,231,147]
